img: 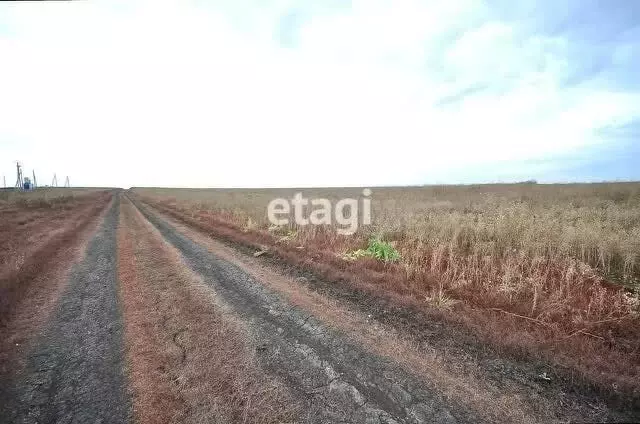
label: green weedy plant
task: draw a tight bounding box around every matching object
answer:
[367,237,401,262]
[344,236,401,263]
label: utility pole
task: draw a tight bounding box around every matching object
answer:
[64,176,70,188]
[32,170,37,189]
[15,162,24,189]
[52,173,58,187]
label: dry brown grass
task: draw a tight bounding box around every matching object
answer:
[132,183,640,402]
[117,198,298,424]
[0,191,113,325]
[134,184,640,285]
[0,188,103,209]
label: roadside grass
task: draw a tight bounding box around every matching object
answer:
[0,192,113,324]
[0,188,102,209]
[131,183,640,400]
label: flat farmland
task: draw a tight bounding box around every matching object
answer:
[1,186,639,423]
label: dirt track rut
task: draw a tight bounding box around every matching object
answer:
[130,196,474,423]
[1,195,131,423]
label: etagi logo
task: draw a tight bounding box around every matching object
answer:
[267,189,372,235]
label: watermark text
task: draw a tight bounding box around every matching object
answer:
[267,189,372,235]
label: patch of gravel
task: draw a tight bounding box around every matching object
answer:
[133,197,474,424]
[1,194,131,423]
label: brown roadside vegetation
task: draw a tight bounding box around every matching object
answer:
[0,190,113,378]
[153,205,610,423]
[0,190,113,324]
[132,185,640,407]
[117,197,298,424]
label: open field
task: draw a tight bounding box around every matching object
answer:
[1,188,639,423]
[133,183,640,286]
[133,183,640,406]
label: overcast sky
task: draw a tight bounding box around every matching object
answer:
[1,0,638,188]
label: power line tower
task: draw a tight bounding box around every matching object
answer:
[52,173,58,187]
[32,170,38,189]
[64,176,70,188]
[15,162,24,189]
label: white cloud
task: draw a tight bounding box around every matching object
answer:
[0,0,638,187]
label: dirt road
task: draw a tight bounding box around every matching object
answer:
[1,194,130,423]
[130,197,468,423]
[1,191,637,423]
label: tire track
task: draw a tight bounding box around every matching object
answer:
[117,197,297,424]
[129,196,472,423]
[1,194,131,424]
